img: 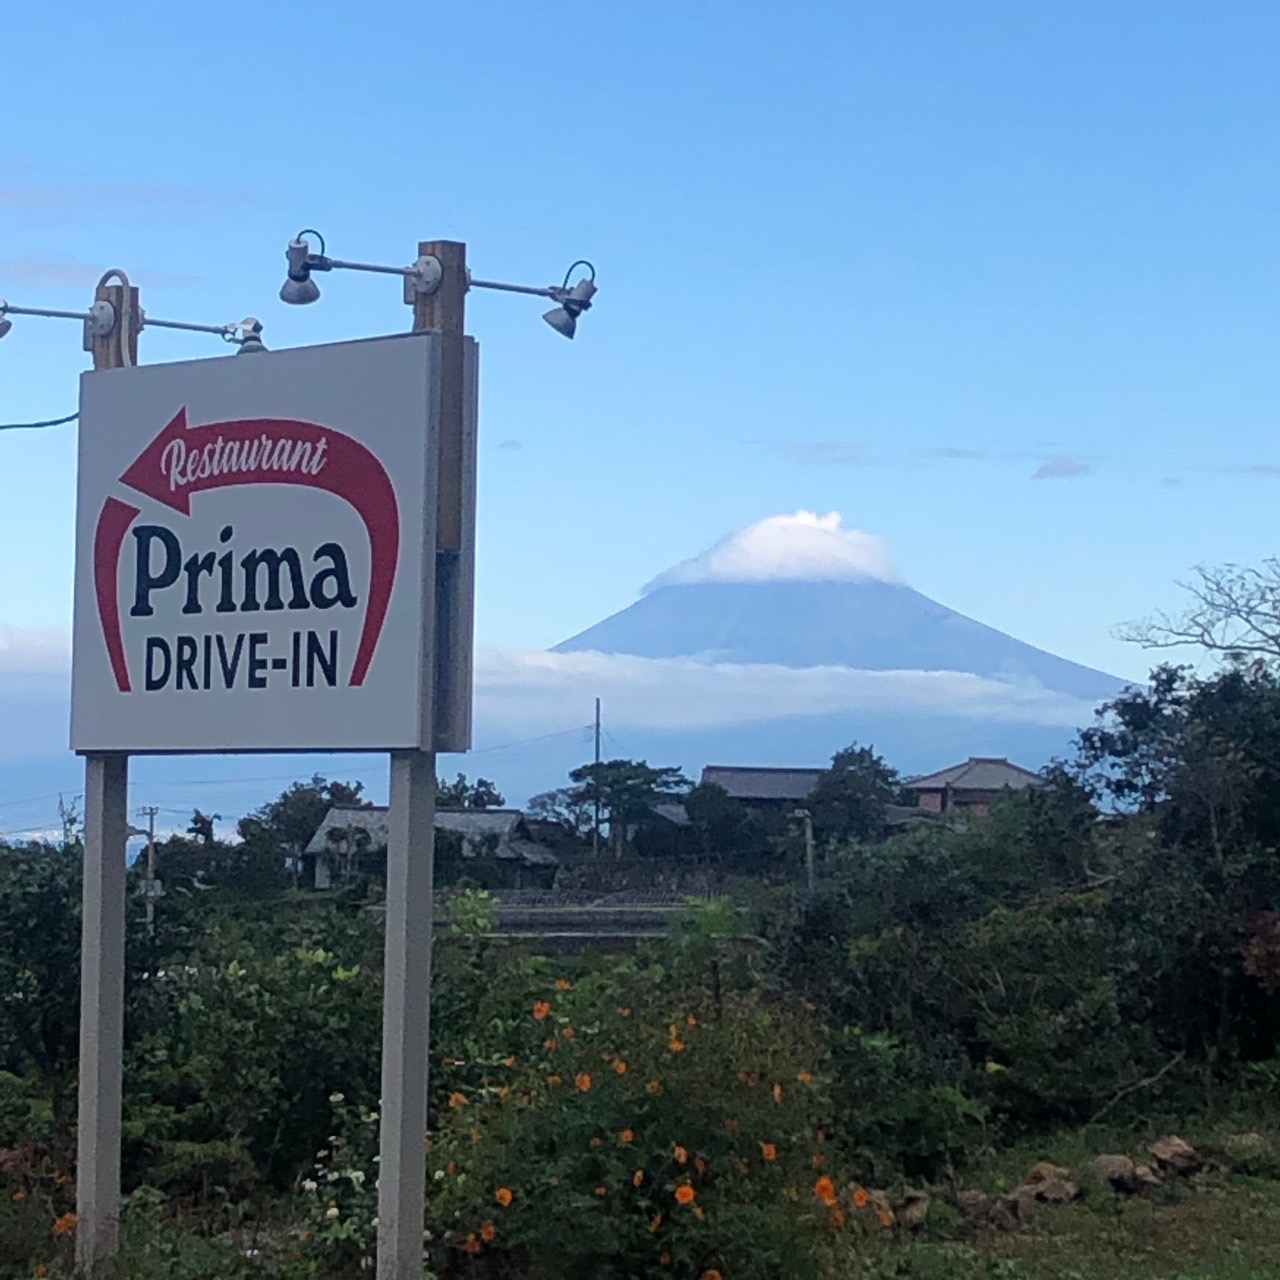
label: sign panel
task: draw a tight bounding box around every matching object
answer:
[71,333,440,753]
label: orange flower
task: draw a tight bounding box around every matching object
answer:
[829,1207,847,1228]
[555,978,572,991]
[590,1136,603,1148]
[812,1153,826,1169]
[446,1161,459,1175]
[575,1072,593,1093]
[504,1054,518,1067]
[648,1212,663,1233]
[852,1186,870,1208]
[617,1005,632,1016]
[614,1058,629,1075]
[737,1070,751,1085]
[646,1080,662,1094]
[674,1183,696,1205]
[547,1074,563,1087]
[700,1271,723,1280]
[595,1185,608,1198]
[563,1027,576,1040]
[668,1038,686,1053]
[761,1142,778,1162]
[621,1128,635,1144]
[686,1014,698,1027]
[448,1091,467,1109]
[462,1233,482,1255]
[695,1156,707,1174]
[660,1253,672,1266]
[52,1212,77,1237]
[480,1222,497,1243]
[543,1037,558,1051]
[797,1070,813,1084]
[878,1208,894,1228]
[633,1169,645,1187]
[772,1083,784,1103]
[494,1186,514,1207]
[814,1176,838,1207]
[533,1000,551,1021]
[673,1144,689,1164]
[12,1188,27,1202]
[693,1205,706,1220]
[725,1118,740,1133]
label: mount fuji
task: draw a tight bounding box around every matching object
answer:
[0,513,1133,834]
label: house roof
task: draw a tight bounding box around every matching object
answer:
[903,757,1042,793]
[700,765,823,803]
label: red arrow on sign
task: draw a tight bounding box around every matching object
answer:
[93,408,401,693]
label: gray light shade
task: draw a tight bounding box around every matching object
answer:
[542,306,576,339]
[280,276,321,306]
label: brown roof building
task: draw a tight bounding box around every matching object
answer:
[903,757,1042,819]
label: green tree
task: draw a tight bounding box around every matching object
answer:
[807,741,899,844]
[566,759,691,856]
[436,773,504,809]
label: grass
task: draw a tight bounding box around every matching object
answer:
[840,1116,1280,1280]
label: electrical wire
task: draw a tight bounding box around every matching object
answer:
[0,412,78,431]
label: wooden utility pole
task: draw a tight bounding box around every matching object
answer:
[77,276,140,1279]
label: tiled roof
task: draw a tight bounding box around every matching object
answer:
[700,765,823,802]
[904,757,1042,792]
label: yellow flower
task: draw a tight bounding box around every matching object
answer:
[674,1183,696,1205]
[494,1186,514,1207]
[575,1072,593,1093]
[533,1000,551,1021]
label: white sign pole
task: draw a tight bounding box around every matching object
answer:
[375,239,469,1280]
[76,280,139,1278]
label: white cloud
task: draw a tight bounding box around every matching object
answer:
[474,647,1098,733]
[0,625,71,674]
[643,511,902,593]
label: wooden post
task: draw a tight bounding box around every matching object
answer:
[76,279,139,1278]
[374,242,470,1280]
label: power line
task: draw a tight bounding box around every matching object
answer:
[0,411,78,432]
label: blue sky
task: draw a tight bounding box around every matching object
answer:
[3,2,1279,747]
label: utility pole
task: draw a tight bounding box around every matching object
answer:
[138,806,159,937]
[592,697,601,857]
[794,807,815,894]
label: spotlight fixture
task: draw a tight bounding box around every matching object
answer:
[277,229,598,336]
[279,229,442,306]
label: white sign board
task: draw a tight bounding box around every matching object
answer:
[71,333,440,753]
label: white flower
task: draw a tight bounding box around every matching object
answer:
[329,1091,345,1103]
[349,1170,366,1187]
[301,1179,318,1193]
[433,1169,446,1182]
[325,1206,340,1220]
